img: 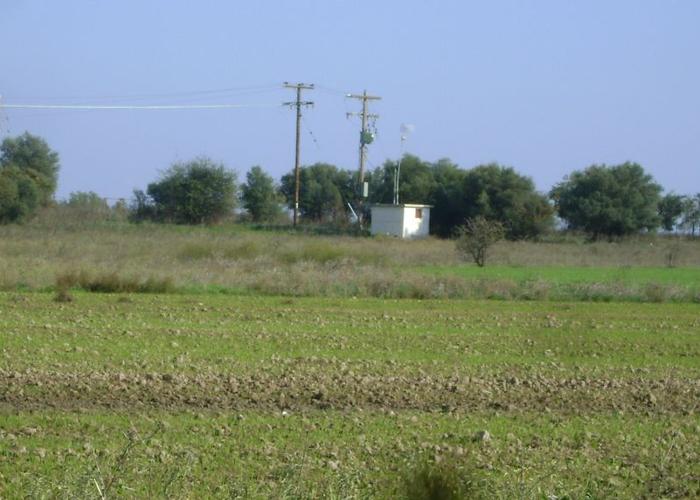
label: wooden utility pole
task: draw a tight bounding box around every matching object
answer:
[347,90,381,226]
[346,90,381,186]
[284,82,314,226]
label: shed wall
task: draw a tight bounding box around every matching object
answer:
[370,206,404,237]
[370,205,430,238]
[402,207,430,238]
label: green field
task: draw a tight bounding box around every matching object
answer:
[2,293,699,498]
[422,264,700,287]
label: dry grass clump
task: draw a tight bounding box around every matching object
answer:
[53,273,75,303]
[55,270,175,294]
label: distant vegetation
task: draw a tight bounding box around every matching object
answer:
[1,131,700,241]
[130,157,237,224]
[0,222,698,302]
[0,132,59,223]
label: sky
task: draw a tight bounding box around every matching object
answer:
[1,0,699,201]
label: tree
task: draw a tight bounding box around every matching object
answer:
[0,132,60,206]
[461,164,553,240]
[367,157,551,239]
[143,157,237,224]
[63,191,112,221]
[550,163,662,238]
[455,216,504,267]
[658,193,685,232]
[369,155,436,206]
[428,159,466,237]
[241,166,282,222]
[681,194,700,237]
[280,163,353,222]
[0,133,59,223]
[0,165,42,223]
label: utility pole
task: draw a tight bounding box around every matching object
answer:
[346,90,381,186]
[284,82,314,226]
[347,90,381,225]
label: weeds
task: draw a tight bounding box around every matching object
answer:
[54,273,75,302]
[55,270,175,294]
[402,459,480,500]
[0,224,697,302]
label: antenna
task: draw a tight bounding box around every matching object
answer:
[395,124,414,205]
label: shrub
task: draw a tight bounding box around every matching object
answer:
[455,217,505,267]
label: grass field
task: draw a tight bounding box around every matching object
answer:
[1,293,699,498]
[422,265,700,287]
[1,223,699,302]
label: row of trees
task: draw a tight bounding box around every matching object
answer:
[1,132,698,239]
[276,157,698,239]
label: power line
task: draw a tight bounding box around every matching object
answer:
[0,102,278,110]
[6,83,282,103]
[301,116,321,150]
[283,82,314,227]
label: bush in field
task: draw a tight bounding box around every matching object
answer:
[551,163,662,238]
[0,132,60,223]
[241,165,283,222]
[134,157,237,224]
[456,216,504,267]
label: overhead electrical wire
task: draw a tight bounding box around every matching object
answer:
[0,102,278,111]
[5,83,282,103]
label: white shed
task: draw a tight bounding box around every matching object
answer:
[370,204,432,239]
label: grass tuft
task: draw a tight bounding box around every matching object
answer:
[55,270,175,294]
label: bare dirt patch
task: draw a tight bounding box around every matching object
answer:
[2,363,697,415]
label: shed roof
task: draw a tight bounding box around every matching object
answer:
[371,203,433,208]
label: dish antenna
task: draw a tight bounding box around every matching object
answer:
[394,124,414,205]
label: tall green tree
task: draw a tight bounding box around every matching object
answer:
[280,163,353,222]
[658,193,685,232]
[681,194,700,237]
[427,159,466,237]
[369,155,436,206]
[550,163,662,238]
[0,167,40,223]
[241,166,282,222]
[141,157,237,224]
[0,132,59,206]
[0,133,59,223]
[461,164,553,240]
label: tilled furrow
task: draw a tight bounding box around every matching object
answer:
[1,369,698,414]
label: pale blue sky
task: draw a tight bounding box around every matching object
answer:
[1,0,698,200]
